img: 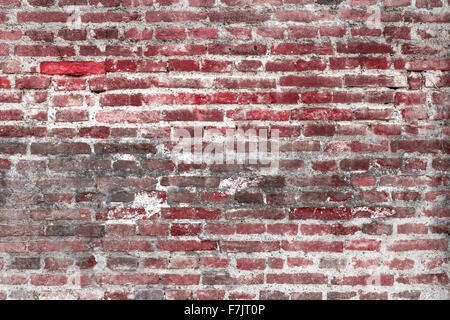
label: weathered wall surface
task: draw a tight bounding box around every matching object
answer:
[0,0,448,300]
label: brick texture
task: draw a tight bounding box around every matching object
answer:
[0,0,449,300]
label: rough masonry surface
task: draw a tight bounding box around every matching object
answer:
[0,0,449,300]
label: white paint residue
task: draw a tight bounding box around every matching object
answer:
[133,191,165,217]
[220,177,255,190]
[106,207,143,220]
[351,207,396,219]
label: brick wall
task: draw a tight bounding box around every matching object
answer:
[0,0,448,300]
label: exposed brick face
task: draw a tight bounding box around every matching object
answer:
[0,0,448,300]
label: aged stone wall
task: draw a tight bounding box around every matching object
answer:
[0,0,448,300]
